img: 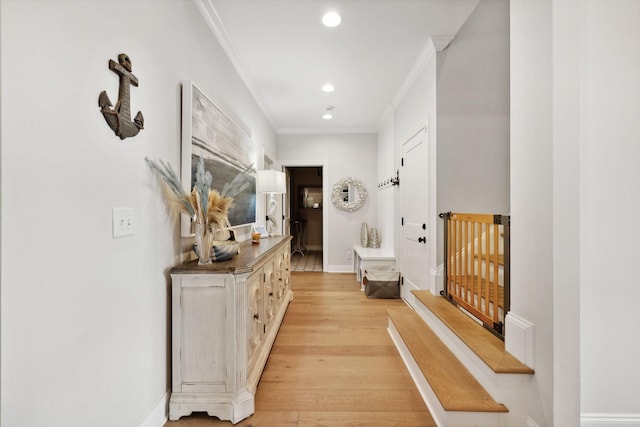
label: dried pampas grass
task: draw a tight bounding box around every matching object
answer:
[207,190,233,229]
[145,157,196,218]
[146,156,250,231]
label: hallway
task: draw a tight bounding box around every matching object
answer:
[165,272,434,426]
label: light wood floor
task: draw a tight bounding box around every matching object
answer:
[164,272,436,427]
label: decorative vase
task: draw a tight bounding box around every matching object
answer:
[360,222,369,247]
[369,227,380,248]
[195,223,213,265]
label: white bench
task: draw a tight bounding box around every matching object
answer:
[353,245,396,290]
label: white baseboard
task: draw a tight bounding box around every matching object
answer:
[327,264,354,273]
[139,390,169,427]
[505,312,535,368]
[581,413,640,426]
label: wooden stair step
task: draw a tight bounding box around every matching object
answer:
[387,307,508,413]
[412,291,534,375]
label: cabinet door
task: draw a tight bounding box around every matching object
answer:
[273,250,285,302]
[281,247,291,295]
[179,282,227,392]
[247,271,263,367]
[263,261,276,335]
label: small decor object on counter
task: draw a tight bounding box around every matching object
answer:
[360,222,369,247]
[145,156,250,265]
[251,232,261,244]
[211,242,240,261]
[193,240,240,262]
[99,53,144,140]
[369,227,380,248]
[253,225,269,238]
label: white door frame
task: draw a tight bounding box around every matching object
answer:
[276,160,328,273]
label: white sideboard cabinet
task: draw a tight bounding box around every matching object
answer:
[168,236,292,423]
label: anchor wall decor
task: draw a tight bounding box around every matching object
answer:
[99,53,144,140]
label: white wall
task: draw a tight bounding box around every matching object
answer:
[552,0,581,424]
[513,2,640,425]
[437,0,510,216]
[392,0,510,294]
[392,47,438,293]
[579,0,640,423]
[510,0,555,425]
[277,133,378,272]
[377,111,395,249]
[0,1,274,426]
[435,0,510,290]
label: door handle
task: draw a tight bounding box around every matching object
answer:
[418,236,427,244]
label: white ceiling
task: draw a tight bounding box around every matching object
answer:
[200,0,480,134]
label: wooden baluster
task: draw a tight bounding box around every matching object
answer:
[444,215,451,293]
[485,222,491,317]
[476,221,484,314]
[462,218,468,302]
[448,217,452,296]
[470,220,476,309]
[449,216,453,296]
[493,222,499,323]
[453,219,460,297]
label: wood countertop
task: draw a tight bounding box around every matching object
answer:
[170,235,292,275]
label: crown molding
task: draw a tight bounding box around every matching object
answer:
[376,104,395,131]
[431,34,455,51]
[391,34,455,108]
[193,0,278,131]
[277,127,378,135]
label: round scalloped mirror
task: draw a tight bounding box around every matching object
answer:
[331,177,368,212]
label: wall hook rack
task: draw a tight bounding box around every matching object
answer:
[390,170,400,186]
[378,170,400,189]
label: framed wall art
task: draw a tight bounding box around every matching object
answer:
[181,81,257,236]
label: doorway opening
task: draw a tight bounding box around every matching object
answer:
[286,166,324,272]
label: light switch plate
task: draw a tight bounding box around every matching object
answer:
[113,207,134,238]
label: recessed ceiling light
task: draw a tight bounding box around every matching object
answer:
[322,11,341,28]
[323,105,334,120]
[322,83,335,93]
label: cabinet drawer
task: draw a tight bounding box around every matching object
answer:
[179,275,228,288]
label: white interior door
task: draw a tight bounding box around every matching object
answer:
[401,127,429,302]
[282,168,291,236]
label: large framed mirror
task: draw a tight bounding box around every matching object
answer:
[331,177,367,212]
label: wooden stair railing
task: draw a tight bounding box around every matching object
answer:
[439,212,510,337]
